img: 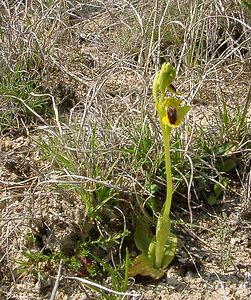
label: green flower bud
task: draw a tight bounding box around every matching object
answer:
[152,63,176,103]
[158,63,176,98]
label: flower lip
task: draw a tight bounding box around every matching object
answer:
[160,98,190,128]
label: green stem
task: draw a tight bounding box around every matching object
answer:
[155,124,172,269]
[162,126,172,219]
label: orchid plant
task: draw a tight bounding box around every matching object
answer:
[129,63,190,279]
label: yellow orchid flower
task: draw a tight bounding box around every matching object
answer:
[161,98,190,128]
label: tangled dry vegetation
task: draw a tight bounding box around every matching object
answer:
[0,1,250,299]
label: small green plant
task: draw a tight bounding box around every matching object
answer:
[39,132,97,217]
[57,248,140,299]
[192,86,250,205]
[129,63,190,279]
[207,176,229,205]
[0,65,51,132]
[85,249,131,300]
[17,251,52,278]
[240,0,251,11]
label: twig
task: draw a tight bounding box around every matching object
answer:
[63,276,141,298]
[50,259,63,300]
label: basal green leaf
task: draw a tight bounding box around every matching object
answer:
[222,158,236,172]
[128,254,164,279]
[213,183,223,199]
[134,217,153,256]
[161,232,177,269]
[207,195,217,205]
[155,215,171,268]
[148,238,156,265]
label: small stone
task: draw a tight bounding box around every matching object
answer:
[35,274,52,292]
[1,138,12,151]
[230,238,237,245]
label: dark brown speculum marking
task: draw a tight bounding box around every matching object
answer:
[167,107,177,125]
